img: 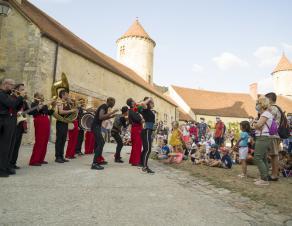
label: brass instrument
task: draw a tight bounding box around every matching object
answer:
[51,73,78,126]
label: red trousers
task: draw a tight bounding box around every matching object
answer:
[85,131,95,154]
[65,120,79,158]
[129,124,142,165]
[29,115,50,165]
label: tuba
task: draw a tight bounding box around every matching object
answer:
[51,73,78,127]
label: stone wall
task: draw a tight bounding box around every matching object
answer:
[55,45,176,127]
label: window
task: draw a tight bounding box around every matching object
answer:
[120,45,125,55]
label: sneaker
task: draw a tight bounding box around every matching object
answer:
[237,174,246,179]
[268,176,279,181]
[41,161,48,164]
[142,167,155,174]
[253,178,261,182]
[254,179,269,186]
[91,163,104,170]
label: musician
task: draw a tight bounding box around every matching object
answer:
[127,98,143,166]
[0,78,24,177]
[55,90,76,163]
[10,83,29,170]
[91,97,118,170]
[29,92,55,166]
[75,98,86,156]
[111,106,129,163]
[139,97,155,174]
[65,98,79,159]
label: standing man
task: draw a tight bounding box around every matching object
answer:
[111,106,129,163]
[265,92,281,181]
[214,116,225,146]
[29,92,55,166]
[139,97,155,174]
[0,78,24,177]
[198,117,207,142]
[55,90,77,163]
[91,97,118,170]
[10,83,29,169]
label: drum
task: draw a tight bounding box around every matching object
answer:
[79,112,94,131]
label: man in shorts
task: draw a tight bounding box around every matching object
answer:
[265,92,281,181]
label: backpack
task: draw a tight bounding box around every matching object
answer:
[274,105,290,139]
[266,119,278,136]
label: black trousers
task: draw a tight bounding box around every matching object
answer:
[92,125,105,163]
[111,131,123,159]
[55,121,68,159]
[75,129,84,154]
[0,117,16,172]
[215,137,224,146]
[141,129,153,168]
[10,124,24,166]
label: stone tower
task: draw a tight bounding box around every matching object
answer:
[117,19,156,84]
[271,53,292,97]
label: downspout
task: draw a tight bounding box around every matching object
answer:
[53,42,59,83]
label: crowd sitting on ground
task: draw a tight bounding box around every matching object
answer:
[154,92,292,185]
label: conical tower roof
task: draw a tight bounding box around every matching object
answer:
[117,19,155,45]
[272,53,292,74]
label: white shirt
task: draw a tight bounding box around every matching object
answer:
[255,110,273,137]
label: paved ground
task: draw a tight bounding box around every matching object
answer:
[0,143,291,226]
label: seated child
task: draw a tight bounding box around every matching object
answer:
[220,147,233,169]
[158,139,170,160]
[168,121,184,164]
[205,144,221,166]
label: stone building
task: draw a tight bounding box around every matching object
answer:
[0,0,177,142]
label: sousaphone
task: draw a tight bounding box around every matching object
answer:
[51,73,77,130]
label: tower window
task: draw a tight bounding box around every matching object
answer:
[120,45,125,55]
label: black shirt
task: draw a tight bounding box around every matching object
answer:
[140,108,155,123]
[0,90,23,116]
[92,103,108,127]
[128,109,142,124]
[29,101,54,117]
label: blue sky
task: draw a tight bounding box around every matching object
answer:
[30,0,292,93]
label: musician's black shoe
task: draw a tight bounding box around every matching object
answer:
[6,168,16,175]
[115,159,124,163]
[91,163,104,170]
[12,165,20,169]
[99,161,108,165]
[142,167,155,174]
[55,158,64,163]
[0,171,9,177]
[41,161,48,164]
[62,158,70,162]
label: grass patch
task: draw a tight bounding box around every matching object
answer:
[162,160,292,214]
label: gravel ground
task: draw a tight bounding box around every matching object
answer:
[0,143,290,226]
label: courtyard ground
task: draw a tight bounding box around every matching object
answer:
[0,143,291,226]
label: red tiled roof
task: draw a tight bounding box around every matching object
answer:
[117,19,155,45]
[172,85,292,118]
[272,54,292,74]
[9,0,173,106]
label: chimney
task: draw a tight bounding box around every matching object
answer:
[249,83,258,100]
